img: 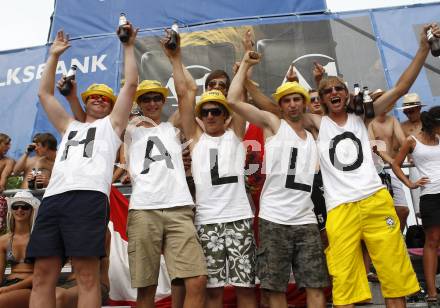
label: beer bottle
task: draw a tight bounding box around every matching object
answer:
[427,28,440,57]
[35,169,44,189]
[353,83,364,116]
[165,22,179,50]
[60,65,77,96]
[363,86,375,118]
[28,168,36,190]
[118,13,130,43]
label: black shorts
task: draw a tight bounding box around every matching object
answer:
[26,190,109,259]
[420,193,440,228]
[311,172,327,231]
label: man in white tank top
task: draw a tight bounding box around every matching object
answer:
[26,23,139,308]
[167,34,257,308]
[300,24,439,307]
[124,33,208,307]
[227,51,329,308]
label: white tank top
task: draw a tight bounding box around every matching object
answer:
[259,120,318,225]
[410,135,440,196]
[191,130,253,225]
[44,116,121,198]
[126,122,194,210]
[317,114,384,211]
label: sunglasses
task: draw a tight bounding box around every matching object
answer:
[311,96,320,102]
[11,203,32,211]
[207,80,227,90]
[200,107,223,117]
[88,94,112,103]
[138,94,163,103]
[321,86,346,95]
[403,107,420,114]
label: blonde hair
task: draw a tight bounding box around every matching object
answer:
[7,203,35,234]
[317,76,348,114]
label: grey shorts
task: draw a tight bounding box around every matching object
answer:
[257,219,329,292]
[386,169,408,207]
[196,218,256,288]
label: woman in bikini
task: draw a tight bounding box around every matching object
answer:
[0,191,39,307]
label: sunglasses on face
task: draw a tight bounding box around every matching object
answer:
[321,86,346,95]
[88,94,112,103]
[11,203,32,211]
[207,80,227,90]
[311,96,320,102]
[200,107,223,117]
[403,107,420,114]
[138,94,163,103]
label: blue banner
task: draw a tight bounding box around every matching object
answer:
[0,46,47,159]
[50,0,327,40]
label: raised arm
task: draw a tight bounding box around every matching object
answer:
[13,144,34,175]
[162,31,199,141]
[244,79,281,117]
[110,22,139,137]
[374,23,439,115]
[37,30,74,134]
[391,136,429,188]
[56,78,86,122]
[228,51,279,135]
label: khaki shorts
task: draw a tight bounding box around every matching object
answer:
[325,189,419,305]
[127,206,207,288]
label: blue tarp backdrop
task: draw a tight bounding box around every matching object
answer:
[0,2,439,159]
[49,0,327,40]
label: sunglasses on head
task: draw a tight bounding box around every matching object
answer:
[11,203,32,211]
[200,107,223,117]
[207,80,227,90]
[138,94,163,103]
[88,94,112,103]
[321,85,346,95]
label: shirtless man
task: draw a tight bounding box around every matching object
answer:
[0,134,14,194]
[368,90,409,231]
[13,133,57,189]
[399,93,425,137]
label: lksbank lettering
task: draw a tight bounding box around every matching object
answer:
[0,55,107,87]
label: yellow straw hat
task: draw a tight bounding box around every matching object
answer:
[272,82,310,105]
[195,90,232,117]
[80,83,117,105]
[134,80,169,102]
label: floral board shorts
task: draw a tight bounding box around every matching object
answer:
[196,218,256,288]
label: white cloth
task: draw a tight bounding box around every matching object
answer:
[191,130,253,225]
[317,114,384,211]
[44,116,121,198]
[259,120,318,225]
[126,122,194,210]
[410,135,440,196]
